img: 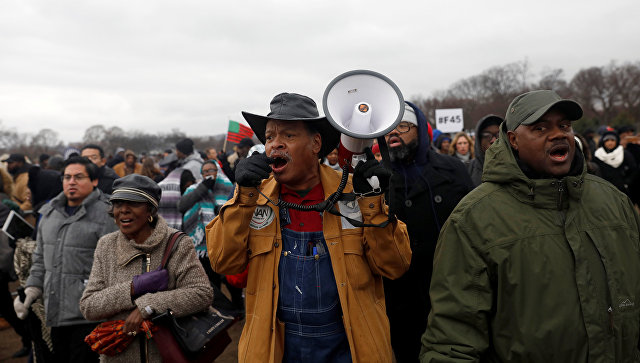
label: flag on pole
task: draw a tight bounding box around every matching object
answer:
[227,120,254,144]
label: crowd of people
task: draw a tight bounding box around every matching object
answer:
[0,88,639,362]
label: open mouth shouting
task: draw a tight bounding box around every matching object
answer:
[549,143,570,162]
[269,152,291,174]
[387,135,405,148]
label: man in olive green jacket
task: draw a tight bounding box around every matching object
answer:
[421,90,640,362]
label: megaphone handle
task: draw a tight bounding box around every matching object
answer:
[376,136,392,170]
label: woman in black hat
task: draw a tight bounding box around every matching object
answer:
[79,174,213,362]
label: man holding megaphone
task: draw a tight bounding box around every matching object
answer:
[206,92,411,363]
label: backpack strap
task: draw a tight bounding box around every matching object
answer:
[161,231,186,269]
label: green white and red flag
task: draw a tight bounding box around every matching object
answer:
[226,120,254,144]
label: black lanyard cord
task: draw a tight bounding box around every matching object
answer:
[255,163,395,228]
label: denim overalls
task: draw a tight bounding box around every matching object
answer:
[277,226,352,362]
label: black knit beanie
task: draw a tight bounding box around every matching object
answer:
[176,138,194,155]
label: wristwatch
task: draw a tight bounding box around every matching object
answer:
[144,305,154,316]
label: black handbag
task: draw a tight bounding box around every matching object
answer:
[152,306,234,354]
[151,232,236,362]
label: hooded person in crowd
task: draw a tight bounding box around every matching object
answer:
[175,138,204,181]
[113,149,143,177]
[593,130,638,204]
[421,90,640,362]
[468,114,503,186]
[384,102,473,363]
[207,92,411,362]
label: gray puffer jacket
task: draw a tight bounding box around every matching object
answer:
[26,188,117,327]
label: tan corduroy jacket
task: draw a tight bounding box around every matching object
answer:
[207,163,411,362]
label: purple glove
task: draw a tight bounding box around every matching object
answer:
[131,268,169,299]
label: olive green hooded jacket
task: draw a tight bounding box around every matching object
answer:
[421,123,640,362]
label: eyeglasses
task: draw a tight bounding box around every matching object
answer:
[394,122,415,134]
[83,154,101,162]
[481,132,500,141]
[202,168,217,174]
[61,174,89,182]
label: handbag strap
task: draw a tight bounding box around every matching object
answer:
[160,231,186,269]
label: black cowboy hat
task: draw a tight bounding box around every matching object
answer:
[242,93,340,158]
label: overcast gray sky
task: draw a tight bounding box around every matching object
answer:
[1,0,639,144]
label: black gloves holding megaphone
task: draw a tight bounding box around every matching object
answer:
[352,147,391,196]
[235,148,390,196]
[235,152,274,187]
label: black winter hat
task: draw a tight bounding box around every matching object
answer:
[176,138,194,155]
[238,138,255,148]
[617,125,635,135]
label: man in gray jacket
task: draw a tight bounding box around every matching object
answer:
[14,156,117,362]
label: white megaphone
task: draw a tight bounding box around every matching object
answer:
[323,70,404,173]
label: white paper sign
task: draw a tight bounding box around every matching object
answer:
[435,108,464,133]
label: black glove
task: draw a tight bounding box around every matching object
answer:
[234,152,273,187]
[352,148,391,195]
[202,176,216,189]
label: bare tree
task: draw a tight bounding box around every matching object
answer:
[536,68,570,96]
[609,62,640,124]
[31,129,61,149]
[0,121,24,151]
[83,125,107,144]
[569,66,617,123]
[414,60,532,130]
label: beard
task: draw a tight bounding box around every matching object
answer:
[7,164,19,175]
[388,138,419,163]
